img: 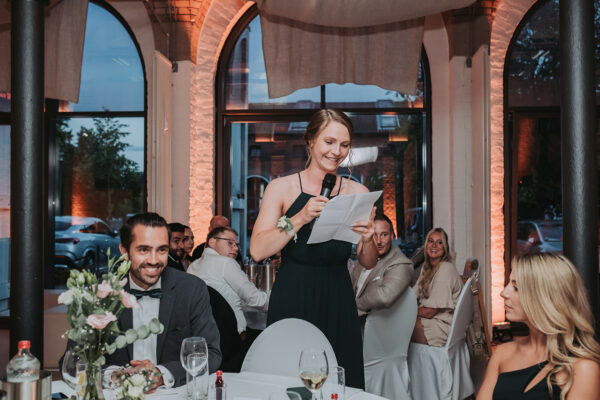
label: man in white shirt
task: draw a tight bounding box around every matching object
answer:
[106,213,221,389]
[188,226,269,335]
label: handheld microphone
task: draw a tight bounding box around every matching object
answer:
[310,173,337,229]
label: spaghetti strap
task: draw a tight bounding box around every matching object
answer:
[298,172,304,193]
[336,176,343,195]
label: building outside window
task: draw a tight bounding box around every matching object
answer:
[0,0,147,310]
[505,0,600,262]
[217,8,431,260]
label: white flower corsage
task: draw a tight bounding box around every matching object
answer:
[277,216,297,242]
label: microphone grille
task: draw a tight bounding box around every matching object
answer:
[323,173,337,189]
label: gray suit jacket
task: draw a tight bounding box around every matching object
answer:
[350,246,413,316]
[106,267,222,387]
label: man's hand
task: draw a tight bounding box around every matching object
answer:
[130,359,164,393]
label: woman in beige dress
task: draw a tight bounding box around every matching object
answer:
[411,227,463,347]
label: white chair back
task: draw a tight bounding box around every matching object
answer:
[445,277,473,350]
[241,318,338,377]
[364,288,417,363]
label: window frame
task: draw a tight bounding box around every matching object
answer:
[215,5,433,238]
[504,0,600,282]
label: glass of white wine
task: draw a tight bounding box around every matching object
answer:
[298,348,328,400]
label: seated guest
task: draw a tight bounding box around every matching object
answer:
[410,227,462,347]
[191,215,230,261]
[167,222,186,271]
[188,226,269,335]
[65,212,222,389]
[477,253,600,400]
[182,225,195,270]
[350,214,413,325]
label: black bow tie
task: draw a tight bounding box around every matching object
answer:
[129,288,163,299]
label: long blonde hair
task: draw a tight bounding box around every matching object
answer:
[512,252,600,399]
[417,227,450,299]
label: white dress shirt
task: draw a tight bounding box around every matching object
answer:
[187,247,269,333]
[127,276,174,387]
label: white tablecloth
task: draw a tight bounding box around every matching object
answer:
[53,371,388,400]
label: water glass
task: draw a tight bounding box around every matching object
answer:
[181,337,209,400]
[322,366,345,400]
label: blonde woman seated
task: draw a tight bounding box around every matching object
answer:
[410,227,463,347]
[477,253,600,400]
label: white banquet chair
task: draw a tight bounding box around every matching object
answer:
[241,318,338,377]
[363,288,417,400]
[408,277,475,400]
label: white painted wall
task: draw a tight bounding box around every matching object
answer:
[449,55,473,274]
[423,14,452,238]
[171,61,193,224]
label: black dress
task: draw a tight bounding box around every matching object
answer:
[493,361,560,400]
[267,174,365,389]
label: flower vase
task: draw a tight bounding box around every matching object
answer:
[83,364,105,400]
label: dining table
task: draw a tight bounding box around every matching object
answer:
[52,371,389,400]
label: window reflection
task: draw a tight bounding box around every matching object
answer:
[64,3,144,112]
[0,93,9,112]
[507,0,600,261]
[0,126,9,313]
[52,117,144,286]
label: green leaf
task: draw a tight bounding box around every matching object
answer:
[125,329,138,344]
[136,325,149,340]
[115,335,127,349]
[148,319,163,334]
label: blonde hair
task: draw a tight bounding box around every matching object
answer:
[512,252,600,399]
[417,228,450,299]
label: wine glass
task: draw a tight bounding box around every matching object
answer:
[181,337,208,400]
[298,348,329,400]
[61,350,86,399]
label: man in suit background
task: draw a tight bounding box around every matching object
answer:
[108,212,221,389]
[350,214,413,328]
[166,222,187,271]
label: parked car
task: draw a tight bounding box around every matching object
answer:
[516,219,563,255]
[54,216,121,272]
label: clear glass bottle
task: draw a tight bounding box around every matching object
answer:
[6,340,40,382]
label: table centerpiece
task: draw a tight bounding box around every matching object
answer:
[59,250,164,399]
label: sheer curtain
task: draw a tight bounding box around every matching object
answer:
[0,0,89,102]
[256,0,476,98]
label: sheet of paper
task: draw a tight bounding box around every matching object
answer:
[307,191,382,244]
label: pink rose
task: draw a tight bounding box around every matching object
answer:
[86,312,117,329]
[95,281,113,299]
[120,290,139,309]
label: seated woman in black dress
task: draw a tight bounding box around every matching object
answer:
[477,252,600,400]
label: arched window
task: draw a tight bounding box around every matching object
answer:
[47,1,146,289]
[0,0,147,306]
[505,0,600,261]
[216,7,431,259]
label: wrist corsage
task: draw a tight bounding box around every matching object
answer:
[277,216,297,242]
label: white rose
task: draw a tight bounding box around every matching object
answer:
[130,373,146,386]
[127,386,143,398]
[58,290,74,305]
